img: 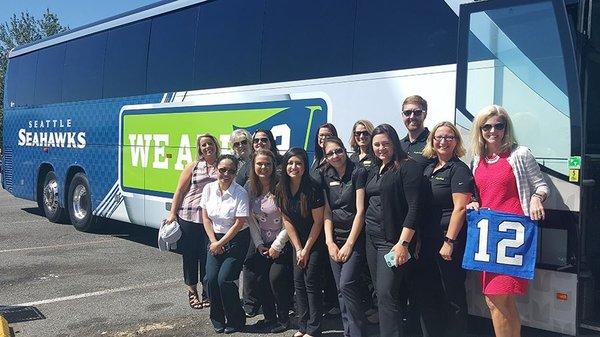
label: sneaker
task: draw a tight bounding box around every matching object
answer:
[244,306,260,318]
[270,321,290,333]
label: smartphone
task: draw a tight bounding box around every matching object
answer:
[384,250,411,268]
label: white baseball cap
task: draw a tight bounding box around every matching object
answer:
[158,220,182,252]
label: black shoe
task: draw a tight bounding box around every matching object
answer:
[244,306,260,318]
[255,319,276,328]
[224,326,243,334]
[270,321,290,333]
[214,327,225,333]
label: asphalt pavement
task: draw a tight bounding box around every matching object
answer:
[0,184,571,337]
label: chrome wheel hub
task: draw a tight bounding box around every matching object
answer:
[72,185,88,220]
[43,179,59,212]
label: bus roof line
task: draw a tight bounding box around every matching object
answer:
[9,0,208,58]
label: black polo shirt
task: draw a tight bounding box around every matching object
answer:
[349,152,376,170]
[282,182,326,245]
[400,128,435,168]
[321,161,367,244]
[422,157,474,239]
[364,165,386,235]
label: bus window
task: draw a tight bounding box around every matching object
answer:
[353,0,458,73]
[261,0,355,83]
[34,44,65,105]
[194,0,264,89]
[147,6,199,94]
[63,32,107,102]
[6,51,37,108]
[103,20,151,99]
[463,1,572,175]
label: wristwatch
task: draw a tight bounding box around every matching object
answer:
[444,236,457,244]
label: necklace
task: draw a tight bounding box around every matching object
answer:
[484,153,500,164]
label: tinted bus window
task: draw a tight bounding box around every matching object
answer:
[63,32,108,102]
[261,0,355,83]
[104,20,151,98]
[147,6,199,94]
[34,44,65,105]
[6,52,37,107]
[353,0,458,73]
[194,0,264,89]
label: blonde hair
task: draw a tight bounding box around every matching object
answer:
[422,121,466,159]
[471,105,518,157]
[349,119,375,153]
[196,133,221,161]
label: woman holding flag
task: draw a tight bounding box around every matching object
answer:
[467,105,549,337]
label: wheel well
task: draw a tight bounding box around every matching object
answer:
[64,166,86,208]
[37,164,54,206]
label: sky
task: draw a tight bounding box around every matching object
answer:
[0,0,161,30]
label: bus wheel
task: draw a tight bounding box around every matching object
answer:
[68,173,96,232]
[42,171,66,223]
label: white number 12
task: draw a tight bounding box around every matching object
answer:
[474,219,525,266]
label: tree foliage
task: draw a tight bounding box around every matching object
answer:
[0,9,69,149]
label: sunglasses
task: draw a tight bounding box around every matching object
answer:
[354,130,370,138]
[253,137,269,144]
[402,109,425,117]
[481,123,506,132]
[433,135,456,142]
[218,167,236,175]
[325,148,345,158]
[233,139,248,147]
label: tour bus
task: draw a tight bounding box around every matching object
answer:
[2,0,599,334]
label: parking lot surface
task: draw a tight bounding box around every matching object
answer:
[0,186,569,337]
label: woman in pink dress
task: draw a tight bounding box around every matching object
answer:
[467,105,549,337]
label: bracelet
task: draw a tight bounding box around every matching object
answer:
[444,236,457,244]
[533,192,546,202]
[401,240,410,247]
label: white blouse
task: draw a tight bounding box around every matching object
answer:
[199,181,249,234]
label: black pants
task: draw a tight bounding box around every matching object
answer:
[206,229,250,330]
[329,240,368,337]
[178,217,208,299]
[366,230,411,337]
[244,242,293,323]
[242,241,261,313]
[293,245,325,336]
[436,237,468,337]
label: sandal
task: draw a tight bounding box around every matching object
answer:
[188,291,203,309]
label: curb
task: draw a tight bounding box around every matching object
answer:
[0,315,10,337]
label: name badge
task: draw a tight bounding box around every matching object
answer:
[329,181,341,186]
[363,160,372,165]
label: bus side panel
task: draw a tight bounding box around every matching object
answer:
[2,94,162,211]
[466,269,577,335]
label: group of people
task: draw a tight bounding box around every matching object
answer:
[164,95,549,337]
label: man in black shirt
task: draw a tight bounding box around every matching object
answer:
[400,95,435,168]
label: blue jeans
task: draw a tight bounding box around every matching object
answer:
[206,228,250,330]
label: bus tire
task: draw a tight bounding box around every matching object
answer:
[41,171,66,223]
[67,172,96,232]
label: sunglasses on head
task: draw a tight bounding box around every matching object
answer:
[325,148,345,158]
[253,137,269,144]
[233,139,248,147]
[218,167,236,175]
[481,122,506,132]
[354,130,370,138]
[402,109,425,117]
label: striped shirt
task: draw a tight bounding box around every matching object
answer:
[178,160,218,223]
[473,146,549,216]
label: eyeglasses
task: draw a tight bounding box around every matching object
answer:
[354,131,370,138]
[318,134,332,139]
[218,167,236,175]
[402,109,425,117]
[233,139,248,147]
[481,123,506,132]
[325,148,345,158]
[253,137,269,144]
[433,135,456,142]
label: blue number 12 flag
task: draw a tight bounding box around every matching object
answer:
[462,209,538,280]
